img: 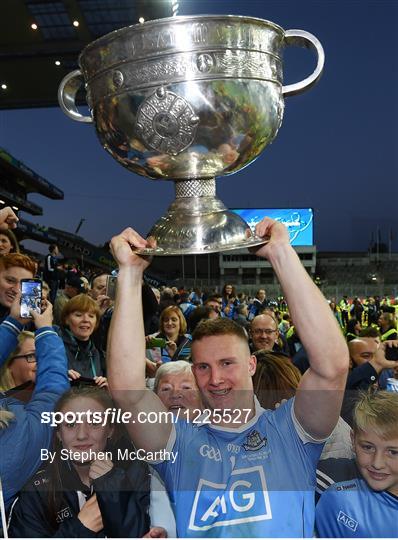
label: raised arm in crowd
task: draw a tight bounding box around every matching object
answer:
[107,218,349,537]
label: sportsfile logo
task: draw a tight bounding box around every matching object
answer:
[188,465,272,531]
[337,510,358,532]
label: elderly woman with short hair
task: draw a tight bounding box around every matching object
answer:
[150,361,202,537]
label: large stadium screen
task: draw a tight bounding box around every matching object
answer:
[231,208,314,246]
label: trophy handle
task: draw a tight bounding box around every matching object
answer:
[58,69,93,123]
[282,30,325,97]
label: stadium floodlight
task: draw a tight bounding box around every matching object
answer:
[1,84,7,90]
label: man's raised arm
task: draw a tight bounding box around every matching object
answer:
[253,218,349,439]
[107,228,171,451]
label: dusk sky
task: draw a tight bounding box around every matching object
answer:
[1,0,397,254]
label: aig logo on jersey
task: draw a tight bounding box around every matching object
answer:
[56,506,72,523]
[337,510,358,532]
[188,465,272,531]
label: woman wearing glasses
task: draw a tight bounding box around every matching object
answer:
[0,300,69,515]
[0,331,36,391]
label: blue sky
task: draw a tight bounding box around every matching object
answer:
[1,0,397,253]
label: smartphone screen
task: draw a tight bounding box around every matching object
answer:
[20,279,42,318]
[106,275,117,301]
[146,337,167,349]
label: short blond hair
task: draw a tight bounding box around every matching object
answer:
[353,391,398,439]
[0,409,15,429]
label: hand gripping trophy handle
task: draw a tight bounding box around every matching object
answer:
[282,29,325,97]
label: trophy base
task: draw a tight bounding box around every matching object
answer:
[135,180,266,256]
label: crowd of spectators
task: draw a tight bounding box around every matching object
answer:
[0,206,397,538]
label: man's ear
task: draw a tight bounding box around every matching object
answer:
[248,354,257,376]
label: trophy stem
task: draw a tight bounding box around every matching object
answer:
[175,178,216,199]
[138,178,265,255]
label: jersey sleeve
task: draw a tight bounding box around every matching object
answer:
[315,485,343,537]
[151,419,197,495]
[270,398,325,472]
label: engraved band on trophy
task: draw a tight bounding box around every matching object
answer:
[58,15,325,255]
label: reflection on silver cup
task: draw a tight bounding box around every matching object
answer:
[58,15,325,255]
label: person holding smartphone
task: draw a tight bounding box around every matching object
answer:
[0,299,69,512]
[0,253,36,324]
[146,305,191,364]
[0,278,44,393]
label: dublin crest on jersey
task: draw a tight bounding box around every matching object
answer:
[242,430,267,451]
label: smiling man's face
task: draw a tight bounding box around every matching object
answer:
[191,334,256,422]
[0,266,34,308]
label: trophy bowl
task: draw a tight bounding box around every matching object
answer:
[58,15,324,255]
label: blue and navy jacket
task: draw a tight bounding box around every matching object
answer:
[0,317,69,510]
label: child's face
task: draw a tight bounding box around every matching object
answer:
[353,428,398,496]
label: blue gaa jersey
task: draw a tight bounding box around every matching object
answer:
[153,398,324,537]
[316,477,398,537]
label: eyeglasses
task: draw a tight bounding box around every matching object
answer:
[252,328,277,336]
[12,353,36,363]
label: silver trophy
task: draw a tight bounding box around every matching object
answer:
[58,15,324,255]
